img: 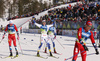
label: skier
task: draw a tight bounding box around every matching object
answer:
[72,21,99,61]
[98,30,100,48]
[44,22,57,53]
[92,28,97,39]
[2,20,19,57]
[92,28,100,47]
[32,17,54,56]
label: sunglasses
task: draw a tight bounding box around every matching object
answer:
[87,25,92,27]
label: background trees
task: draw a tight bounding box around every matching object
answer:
[0,0,48,18]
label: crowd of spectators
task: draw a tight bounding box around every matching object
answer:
[7,0,81,21]
[30,2,100,29]
[7,3,70,21]
[7,1,100,30]
[48,2,100,22]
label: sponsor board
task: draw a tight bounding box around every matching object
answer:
[23,29,99,37]
[62,30,77,36]
[23,29,41,34]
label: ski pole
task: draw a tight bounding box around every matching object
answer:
[96,39,99,46]
[0,38,3,43]
[18,19,31,28]
[65,50,95,61]
[43,42,46,50]
[55,39,65,49]
[64,50,85,61]
[78,53,95,57]
[18,39,23,55]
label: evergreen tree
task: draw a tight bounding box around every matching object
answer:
[0,0,5,17]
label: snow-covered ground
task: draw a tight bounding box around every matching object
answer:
[0,32,100,61]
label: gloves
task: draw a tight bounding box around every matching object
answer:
[53,21,55,25]
[94,36,97,39]
[2,35,5,39]
[54,35,56,39]
[79,39,88,51]
[33,20,36,23]
[2,32,6,39]
[95,49,99,55]
[54,33,56,39]
[92,43,99,55]
[83,45,89,51]
[32,16,34,18]
[17,32,19,40]
[17,35,19,40]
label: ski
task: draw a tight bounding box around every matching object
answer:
[49,55,59,59]
[1,56,13,59]
[43,52,59,59]
[43,51,62,55]
[64,53,95,61]
[43,52,48,54]
[11,56,19,59]
[38,56,48,59]
[34,55,48,59]
[53,52,62,55]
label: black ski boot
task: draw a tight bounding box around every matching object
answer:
[16,51,18,57]
[44,48,47,53]
[37,52,40,57]
[9,52,13,57]
[54,49,57,53]
[98,45,100,48]
[50,52,53,56]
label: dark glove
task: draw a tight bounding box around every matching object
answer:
[17,32,19,40]
[2,35,5,39]
[83,45,89,51]
[33,20,36,23]
[54,35,56,39]
[95,49,99,55]
[2,32,6,39]
[53,21,55,25]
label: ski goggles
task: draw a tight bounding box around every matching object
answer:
[87,25,92,27]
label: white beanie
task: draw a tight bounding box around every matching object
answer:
[42,20,46,22]
[9,20,13,24]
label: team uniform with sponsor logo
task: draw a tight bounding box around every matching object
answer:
[33,20,54,56]
[72,21,99,61]
[44,27,57,53]
[2,20,19,57]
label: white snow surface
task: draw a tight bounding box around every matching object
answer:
[0,17,32,28]
[0,32,100,61]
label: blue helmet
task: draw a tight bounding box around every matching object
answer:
[33,16,34,18]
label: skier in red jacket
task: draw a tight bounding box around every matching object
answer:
[2,20,19,57]
[72,21,99,61]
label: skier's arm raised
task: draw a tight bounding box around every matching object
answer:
[47,21,55,30]
[33,20,41,28]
